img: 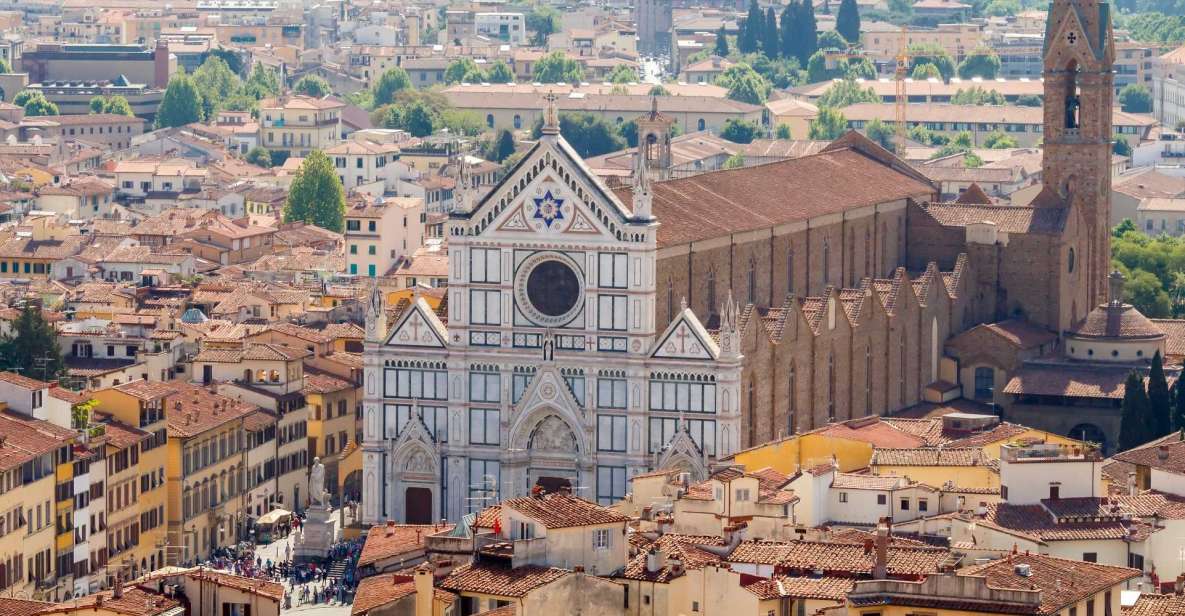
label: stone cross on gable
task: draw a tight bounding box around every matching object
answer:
[674,325,691,354]
[408,313,423,340]
[542,91,560,134]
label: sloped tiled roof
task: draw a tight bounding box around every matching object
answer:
[957,553,1140,615]
[743,576,853,601]
[358,523,452,568]
[870,447,984,467]
[438,564,567,597]
[502,493,630,528]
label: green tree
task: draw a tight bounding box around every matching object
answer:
[527,5,562,46]
[983,131,1018,149]
[721,118,761,143]
[957,47,1002,79]
[809,107,848,139]
[17,90,58,117]
[209,48,244,75]
[1114,136,1133,157]
[806,51,830,83]
[1119,371,1153,451]
[816,78,878,108]
[245,146,274,168]
[908,44,956,82]
[244,64,281,100]
[607,64,637,84]
[933,130,975,158]
[1149,350,1173,438]
[89,95,134,116]
[1119,84,1153,113]
[71,398,98,430]
[817,30,847,50]
[1125,268,1172,317]
[740,0,762,53]
[796,0,818,65]
[533,51,584,83]
[843,56,876,80]
[763,7,781,58]
[489,129,516,162]
[984,0,1021,15]
[192,56,243,118]
[909,124,948,146]
[373,68,412,106]
[293,74,332,98]
[486,61,515,84]
[0,305,64,379]
[156,74,204,128]
[889,0,913,18]
[648,85,670,96]
[911,62,941,80]
[445,58,483,84]
[865,118,894,150]
[836,0,861,44]
[951,86,1006,105]
[723,153,746,169]
[717,63,772,104]
[0,58,10,73]
[531,112,624,158]
[1174,378,1185,432]
[1016,94,1043,107]
[402,100,438,137]
[715,25,731,57]
[775,123,792,139]
[283,150,346,233]
[964,152,984,168]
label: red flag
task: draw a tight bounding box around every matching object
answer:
[492,517,502,537]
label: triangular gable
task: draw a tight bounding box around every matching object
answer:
[656,428,708,482]
[1046,6,1098,67]
[651,306,719,360]
[458,132,636,240]
[384,297,447,348]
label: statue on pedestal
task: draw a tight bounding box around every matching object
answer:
[309,457,330,509]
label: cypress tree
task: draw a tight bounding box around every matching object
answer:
[1119,371,1153,452]
[1174,378,1185,432]
[836,0,861,45]
[764,7,781,58]
[780,1,799,62]
[742,0,763,53]
[714,25,730,57]
[1149,350,1173,438]
[797,0,818,65]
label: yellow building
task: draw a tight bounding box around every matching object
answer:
[98,419,149,583]
[0,214,86,279]
[0,411,75,600]
[259,95,344,158]
[728,431,876,475]
[870,447,1000,489]
[303,371,357,460]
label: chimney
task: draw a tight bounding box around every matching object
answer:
[154,40,170,88]
[667,556,684,577]
[872,517,890,580]
[1128,472,1139,497]
[645,548,662,573]
[96,595,103,607]
[413,563,433,616]
[1176,573,1185,595]
[1159,445,1170,461]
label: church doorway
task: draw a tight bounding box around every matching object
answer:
[534,476,572,495]
[406,487,433,523]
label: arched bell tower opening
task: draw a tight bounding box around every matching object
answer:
[1063,60,1081,130]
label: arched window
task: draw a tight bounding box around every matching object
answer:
[666,278,674,323]
[787,249,795,295]
[327,435,336,454]
[847,228,855,286]
[899,329,907,406]
[822,238,831,285]
[865,345,873,415]
[1064,60,1081,129]
[747,256,757,304]
[697,118,706,131]
[513,114,522,129]
[747,380,756,446]
[864,230,871,279]
[707,269,717,315]
[243,369,251,383]
[1068,247,1076,273]
[787,364,796,436]
[270,370,280,383]
[486,114,494,128]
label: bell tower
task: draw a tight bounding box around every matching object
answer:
[635,97,673,180]
[1041,0,1115,308]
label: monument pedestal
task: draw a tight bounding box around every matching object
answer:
[293,505,337,563]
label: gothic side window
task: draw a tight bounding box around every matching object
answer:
[706,269,717,315]
[1065,60,1081,129]
[1067,247,1076,273]
[747,256,757,304]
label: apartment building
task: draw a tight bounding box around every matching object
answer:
[259,95,344,158]
[196,343,311,511]
[243,409,279,519]
[0,411,74,599]
[325,139,402,192]
[862,22,983,65]
[345,197,425,278]
[112,159,207,199]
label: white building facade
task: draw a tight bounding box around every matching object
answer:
[362,111,743,524]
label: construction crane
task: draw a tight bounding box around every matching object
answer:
[894,25,909,154]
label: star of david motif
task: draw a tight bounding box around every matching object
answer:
[532,190,565,228]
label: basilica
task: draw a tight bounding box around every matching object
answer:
[361,0,1137,525]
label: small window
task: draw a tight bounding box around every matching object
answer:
[838,492,848,503]
[877,494,887,505]
[900,498,910,511]
[1083,552,1098,563]
[918,499,928,512]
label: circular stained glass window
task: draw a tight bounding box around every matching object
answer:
[515,252,584,326]
[527,260,580,317]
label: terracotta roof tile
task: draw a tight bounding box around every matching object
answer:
[1003,366,1135,399]
[303,372,354,395]
[613,147,934,247]
[731,539,947,576]
[1124,593,1185,616]
[0,371,49,390]
[438,564,567,597]
[958,553,1140,614]
[744,575,853,601]
[622,534,727,582]
[351,578,416,615]
[163,382,259,438]
[0,598,51,616]
[1114,440,1185,474]
[0,411,75,472]
[1070,303,1165,340]
[39,586,182,616]
[502,493,630,528]
[358,523,452,568]
[870,447,985,466]
[918,202,1067,234]
[831,473,908,490]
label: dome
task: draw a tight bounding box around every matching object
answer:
[181,307,208,324]
[1064,272,1165,363]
